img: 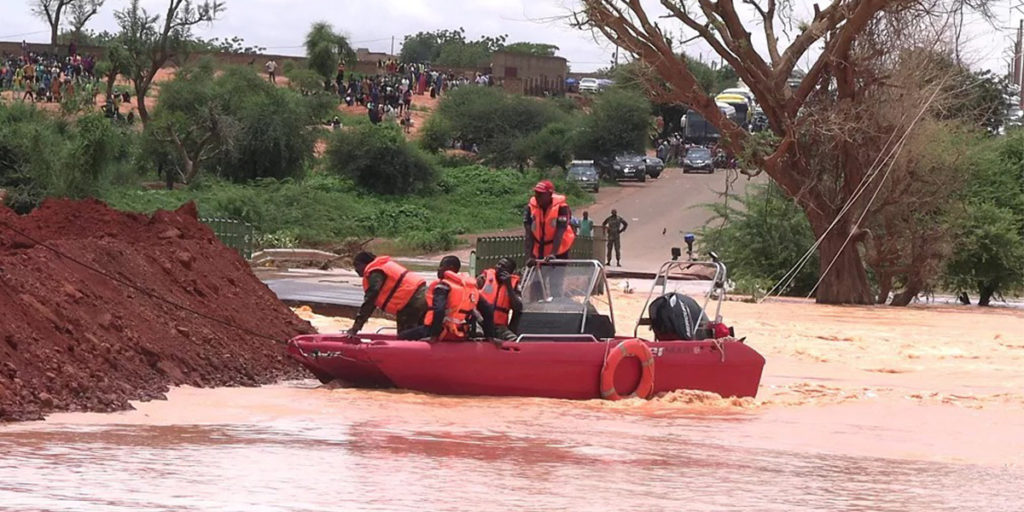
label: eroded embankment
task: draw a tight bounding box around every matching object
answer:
[0,199,314,421]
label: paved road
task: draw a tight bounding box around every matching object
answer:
[425,166,758,271]
[586,167,755,268]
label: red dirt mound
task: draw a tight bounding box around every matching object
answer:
[0,199,314,421]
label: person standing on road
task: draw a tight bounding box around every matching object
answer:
[348,251,428,337]
[578,211,594,238]
[602,209,629,267]
[523,180,575,262]
[265,59,278,84]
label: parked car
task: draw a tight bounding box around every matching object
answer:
[682,147,714,173]
[579,78,599,94]
[567,160,600,192]
[643,156,665,178]
[604,154,647,182]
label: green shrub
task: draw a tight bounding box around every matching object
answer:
[942,132,1024,304]
[397,229,459,253]
[700,182,819,296]
[525,121,576,170]
[325,123,437,195]
[285,68,323,94]
[102,164,592,249]
[0,104,132,211]
[420,86,566,167]
[574,88,650,160]
[147,64,316,184]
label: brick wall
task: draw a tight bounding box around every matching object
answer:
[491,52,568,96]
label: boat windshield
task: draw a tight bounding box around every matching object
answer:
[516,259,615,337]
[522,262,603,306]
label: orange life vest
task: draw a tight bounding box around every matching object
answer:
[424,271,480,340]
[362,256,426,315]
[480,268,520,326]
[528,194,576,258]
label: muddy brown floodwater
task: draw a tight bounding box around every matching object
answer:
[3,284,1024,511]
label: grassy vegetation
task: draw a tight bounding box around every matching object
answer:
[101,166,591,253]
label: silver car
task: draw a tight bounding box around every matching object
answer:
[568,161,600,192]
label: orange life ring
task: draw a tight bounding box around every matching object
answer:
[600,339,655,400]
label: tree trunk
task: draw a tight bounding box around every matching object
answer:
[890,280,922,307]
[809,215,874,305]
[876,272,892,304]
[978,282,995,307]
[50,25,60,54]
[105,73,117,103]
[957,292,971,305]
[136,87,149,125]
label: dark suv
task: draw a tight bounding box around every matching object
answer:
[597,154,646,182]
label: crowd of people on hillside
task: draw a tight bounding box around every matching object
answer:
[1,40,99,104]
[276,55,495,134]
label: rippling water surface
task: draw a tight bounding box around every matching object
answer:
[1,382,1021,511]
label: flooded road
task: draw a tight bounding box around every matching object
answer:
[2,382,1022,511]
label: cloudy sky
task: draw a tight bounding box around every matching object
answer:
[3,0,1019,74]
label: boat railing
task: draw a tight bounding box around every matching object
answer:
[633,256,728,338]
[514,333,599,343]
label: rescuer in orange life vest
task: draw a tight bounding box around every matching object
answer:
[523,180,575,262]
[399,256,496,341]
[347,251,428,336]
[477,257,522,341]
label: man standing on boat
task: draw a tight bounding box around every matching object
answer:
[478,257,522,341]
[602,209,629,267]
[523,180,575,263]
[400,256,495,341]
[348,251,428,336]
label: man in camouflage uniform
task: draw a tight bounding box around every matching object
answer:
[602,209,629,267]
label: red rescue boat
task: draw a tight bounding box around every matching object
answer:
[287,258,765,400]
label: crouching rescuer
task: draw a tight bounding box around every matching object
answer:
[348,251,428,336]
[400,256,496,341]
[478,257,522,341]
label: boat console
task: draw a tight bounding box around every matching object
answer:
[516,260,616,339]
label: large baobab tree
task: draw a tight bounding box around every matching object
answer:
[574,0,988,304]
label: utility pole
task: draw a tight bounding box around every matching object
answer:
[1016,20,1023,109]
[391,36,395,57]
[614,46,619,67]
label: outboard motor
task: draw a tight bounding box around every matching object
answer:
[648,292,709,341]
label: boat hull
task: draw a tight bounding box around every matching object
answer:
[287,335,765,399]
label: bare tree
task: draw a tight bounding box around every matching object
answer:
[574,0,988,304]
[68,0,105,39]
[114,0,225,124]
[30,0,73,52]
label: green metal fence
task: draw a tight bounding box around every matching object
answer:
[473,234,600,275]
[200,218,255,260]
